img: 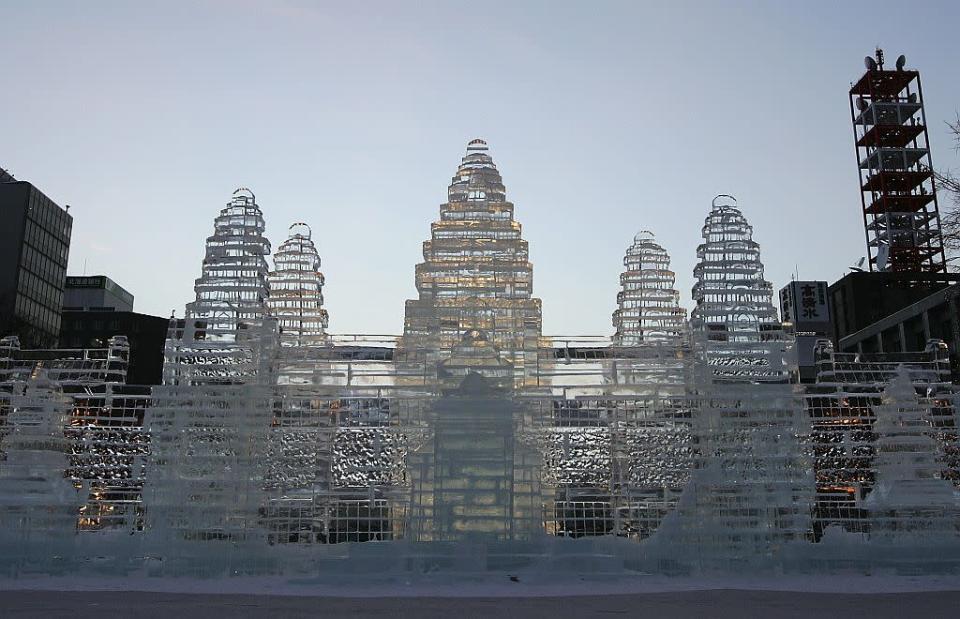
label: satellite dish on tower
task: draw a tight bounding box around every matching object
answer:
[876,245,890,272]
[856,97,869,111]
[896,54,907,70]
[864,56,878,71]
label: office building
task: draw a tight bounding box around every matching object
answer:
[780,280,833,382]
[63,275,134,312]
[0,179,72,348]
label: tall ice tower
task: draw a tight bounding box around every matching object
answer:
[267,222,328,346]
[184,188,272,343]
[691,195,790,382]
[612,231,686,346]
[400,139,542,387]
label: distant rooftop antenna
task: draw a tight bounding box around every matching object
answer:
[864,55,878,71]
[875,47,885,70]
[896,54,907,71]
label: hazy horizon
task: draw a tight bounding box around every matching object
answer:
[3,0,959,335]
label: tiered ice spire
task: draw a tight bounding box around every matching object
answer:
[267,223,329,346]
[690,195,788,382]
[401,139,542,386]
[185,188,271,342]
[612,231,686,346]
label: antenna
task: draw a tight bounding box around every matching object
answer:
[896,54,906,71]
[875,47,885,70]
[864,56,878,71]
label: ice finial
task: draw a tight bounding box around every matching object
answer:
[466,138,488,153]
[712,194,737,209]
[232,187,256,201]
[288,222,312,240]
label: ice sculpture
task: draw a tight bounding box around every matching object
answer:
[612,231,687,346]
[650,385,815,570]
[408,384,543,542]
[399,139,543,388]
[145,188,275,557]
[691,195,791,383]
[805,339,959,536]
[183,187,271,345]
[0,335,149,533]
[0,368,84,569]
[865,368,960,539]
[267,222,329,346]
[1,180,960,581]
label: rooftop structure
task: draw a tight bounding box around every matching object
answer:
[612,231,686,346]
[63,275,134,312]
[780,280,833,383]
[850,49,946,274]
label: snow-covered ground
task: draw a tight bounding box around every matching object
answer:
[3,587,960,618]
[2,573,960,596]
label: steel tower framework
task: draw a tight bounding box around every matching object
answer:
[850,49,947,274]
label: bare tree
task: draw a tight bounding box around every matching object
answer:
[935,115,960,267]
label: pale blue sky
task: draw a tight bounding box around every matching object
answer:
[3,1,959,334]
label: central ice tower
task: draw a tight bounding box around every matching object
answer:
[400,139,542,388]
